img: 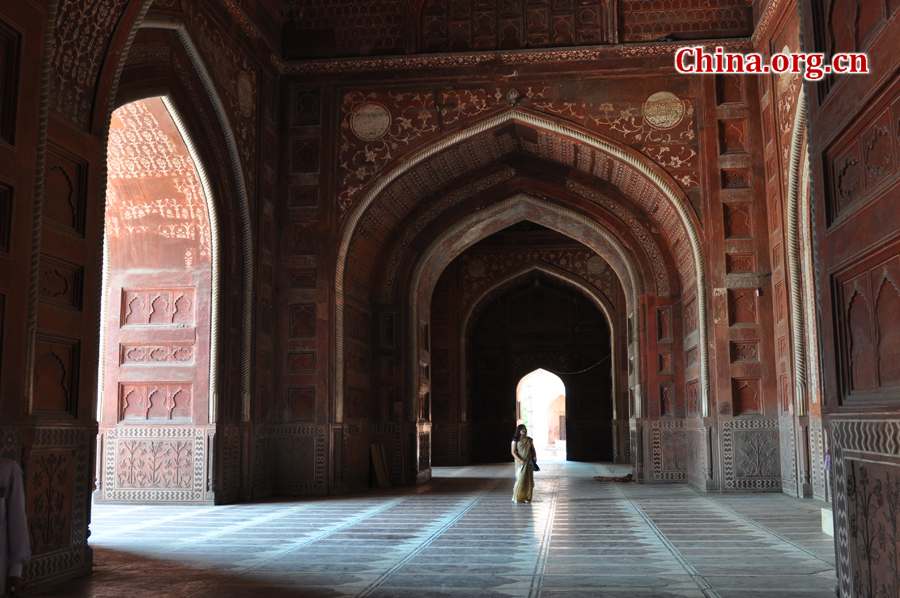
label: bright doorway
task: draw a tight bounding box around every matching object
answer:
[516,368,566,461]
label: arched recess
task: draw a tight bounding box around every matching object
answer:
[458,261,623,444]
[131,19,255,420]
[411,194,637,424]
[92,22,255,504]
[336,108,711,421]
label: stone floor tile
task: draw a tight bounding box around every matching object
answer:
[31,462,839,598]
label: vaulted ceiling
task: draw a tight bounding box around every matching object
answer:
[279,0,760,60]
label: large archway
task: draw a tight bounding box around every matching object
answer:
[335,112,702,490]
[92,23,256,506]
[336,108,711,427]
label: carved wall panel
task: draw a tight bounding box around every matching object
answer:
[826,80,900,223]
[686,379,701,417]
[27,449,75,555]
[290,86,320,126]
[725,253,755,274]
[288,352,316,372]
[730,341,759,362]
[722,419,781,491]
[651,419,686,481]
[288,303,316,337]
[102,427,209,502]
[833,243,900,402]
[717,73,744,105]
[291,186,318,207]
[258,427,328,496]
[723,203,752,238]
[718,119,747,154]
[287,387,315,422]
[121,289,196,326]
[21,428,91,585]
[291,139,320,173]
[39,254,84,310]
[728,289,758,325]
[830,419,900,598]
[118,384,193,422]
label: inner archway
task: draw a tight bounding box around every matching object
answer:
[517,369,567,461]
[97,96,218,504]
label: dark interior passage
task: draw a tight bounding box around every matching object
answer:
[469,277,613,463]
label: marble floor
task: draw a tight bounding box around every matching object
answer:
[35,462,837,598]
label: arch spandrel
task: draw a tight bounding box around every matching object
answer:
[342,111,701,301]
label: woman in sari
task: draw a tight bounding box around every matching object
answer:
[511,424,536,503]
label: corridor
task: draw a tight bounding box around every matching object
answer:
[38,462,837,598]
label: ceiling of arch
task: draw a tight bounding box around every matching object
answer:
[455,226,623,312]
[344,121,692,305]
[280,0,755,60]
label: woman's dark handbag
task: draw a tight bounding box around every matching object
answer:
[531,459,540,472]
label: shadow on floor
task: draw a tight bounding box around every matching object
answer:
[30,548,348,598]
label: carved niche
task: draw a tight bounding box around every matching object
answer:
[723,204,752,238]
[290,86,320,126]
[732,378,762,415]
[33,334,80,416]
[719,119,747,154]
[44,145,87,236]
[728,289,757,325]
[289,303,316,337]
[291,139,319,173]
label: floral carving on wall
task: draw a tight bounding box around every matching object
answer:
[117,439,194,488]
[846,461,900,598]
[50,0,127,127]
[336,83,701,220]
[107,99,211,269]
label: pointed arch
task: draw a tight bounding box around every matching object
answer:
[131,19,254,420]
[459,261,620,422]
[336,109,712,419]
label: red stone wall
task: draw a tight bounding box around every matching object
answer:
[801,0,900,595]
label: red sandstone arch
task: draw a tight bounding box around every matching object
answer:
[336,109,712,428]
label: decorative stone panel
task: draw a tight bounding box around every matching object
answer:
[256,425,327,495]
[651,419,687,481]
[722,418,781,491]
[101,427,210,503]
